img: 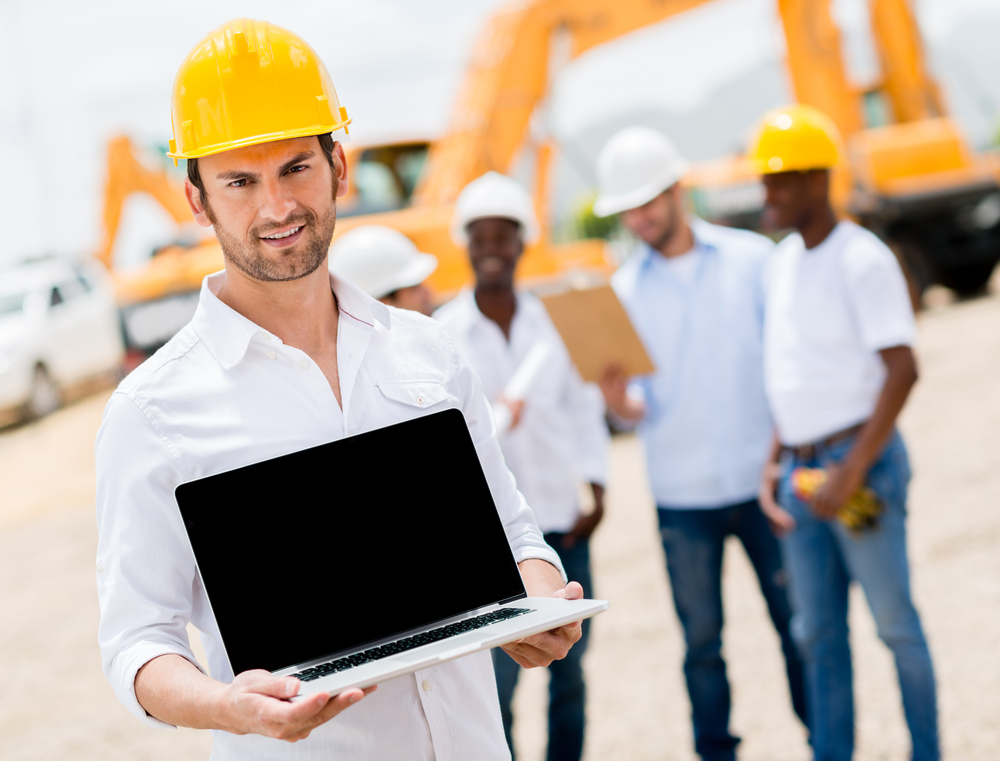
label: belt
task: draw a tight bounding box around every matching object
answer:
[782,423,864,461]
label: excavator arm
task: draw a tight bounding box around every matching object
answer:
[97,136,193,268]
[414,0,716,208]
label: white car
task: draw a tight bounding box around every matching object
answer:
[0,258,124,425]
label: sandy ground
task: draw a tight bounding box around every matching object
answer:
[2,287,999,760]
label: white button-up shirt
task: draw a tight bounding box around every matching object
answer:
[95,271,563,761]
[435,291,608,534]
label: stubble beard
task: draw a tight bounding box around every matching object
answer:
[206,190,338,283]
[649,203,680,253]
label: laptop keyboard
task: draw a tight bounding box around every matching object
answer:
[290,607,533,682]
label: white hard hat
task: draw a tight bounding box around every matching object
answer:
[329,225,438,299]
[450,171,541,247]
[593,127,690,218]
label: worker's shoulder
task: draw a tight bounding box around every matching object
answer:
[381,302,462,355]
[431,291,475,330]
[833,220,901,275]
[114,325,206,401]
[693,217,773,258]
[610,245,649,297]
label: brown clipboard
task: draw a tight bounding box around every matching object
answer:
[539,284,655,383]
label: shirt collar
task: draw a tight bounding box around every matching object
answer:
[454,288,533,336]
[636,216,718,272]
[191,269,391,371]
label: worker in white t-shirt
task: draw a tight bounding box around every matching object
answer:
[751,104,939,761]
[435,172,609,761]
[329,225,438,316]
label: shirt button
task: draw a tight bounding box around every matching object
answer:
[261,332,271,341]
[422,680,431,692]
[298,359,309,370]
[96,563,104,574]
[267,350,277,360]
[417,397,424,406]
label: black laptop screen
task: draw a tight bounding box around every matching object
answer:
[174,408,527,675]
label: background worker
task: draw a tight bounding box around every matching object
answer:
[752,104,939,761]
[594,127,808,761]
[329,224,438,316]
[435,171,609,761]
[95,20,584,761]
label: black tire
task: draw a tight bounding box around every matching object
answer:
[24,364,61,421]
[938,262,997,299]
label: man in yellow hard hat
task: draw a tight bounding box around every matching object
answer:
[94,19,583,761]
[751,104,939,761]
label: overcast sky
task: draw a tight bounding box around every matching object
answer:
[1,0,998,266]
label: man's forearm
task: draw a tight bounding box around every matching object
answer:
[518,558,567,596]
[135,654,227,730]
[844,345,918,475]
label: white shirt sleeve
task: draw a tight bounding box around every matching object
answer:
[841,236,917,352]
[443,330,567,581]
[95,392,205,729]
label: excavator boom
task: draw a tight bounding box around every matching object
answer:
[414,0,716,208]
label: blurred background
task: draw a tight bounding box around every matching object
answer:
[2,0,1000,759]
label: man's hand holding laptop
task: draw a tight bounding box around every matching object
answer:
[500,559,585,668]
[134,558,584,744]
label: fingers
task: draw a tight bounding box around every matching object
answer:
[503,626,581,668]
[233,670,302,700]
[274,686,377,742]
[226,671,375,742]
[550,580,584,600]
[768,508,797,537]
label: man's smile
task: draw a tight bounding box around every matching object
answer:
[260,224,305,248]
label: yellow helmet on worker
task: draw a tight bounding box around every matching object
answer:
[747,104,843,174]
[167,18,351,164]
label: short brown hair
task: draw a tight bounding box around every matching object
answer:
[186,132,338,204]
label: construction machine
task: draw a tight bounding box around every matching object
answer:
[99,0,1000,353]
[686,0,1000,297]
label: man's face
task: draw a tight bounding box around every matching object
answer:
[761,169,828,231]
[620,185,682,251]
[467,218,523,289]
[186,136,348,282]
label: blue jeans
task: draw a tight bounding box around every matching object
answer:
[777,429,939,761]
[493,532,592,761]
[658,499,808,761]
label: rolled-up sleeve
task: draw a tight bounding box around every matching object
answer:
[95,392,204,728]
[443,332,566,581]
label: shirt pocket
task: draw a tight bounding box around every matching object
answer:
[376,379,451,410]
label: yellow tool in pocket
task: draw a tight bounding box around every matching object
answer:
[791,467,882,532]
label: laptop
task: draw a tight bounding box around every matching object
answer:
[174,407,608,700]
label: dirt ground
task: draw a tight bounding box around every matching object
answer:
[2,286,998,760]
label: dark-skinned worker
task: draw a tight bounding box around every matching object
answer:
[329,224,438,316]
[593,126,808,761]
[435,172,609,761]
[94,19,585,761]
[751,104,939,761]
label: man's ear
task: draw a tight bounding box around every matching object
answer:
[185,179,214,228]
[333,141,350,199]
[809,169,831,204]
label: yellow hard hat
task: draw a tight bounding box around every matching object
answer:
[167,18,350,164]
[747,104,843,174]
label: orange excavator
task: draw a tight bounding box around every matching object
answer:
[99,0,1000,352]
